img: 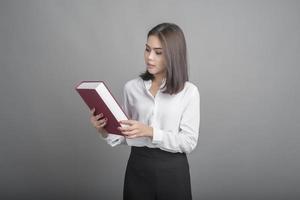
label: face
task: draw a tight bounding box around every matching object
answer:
[144,35,166,78]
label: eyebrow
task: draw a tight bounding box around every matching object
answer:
[145,44,162,50]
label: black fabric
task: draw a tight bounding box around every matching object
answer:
[123,146,192,200]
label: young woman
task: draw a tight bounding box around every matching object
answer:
[90,23,200,200]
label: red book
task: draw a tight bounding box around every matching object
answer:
[75,81,128,135]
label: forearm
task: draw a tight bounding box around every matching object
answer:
[151,127,199,154]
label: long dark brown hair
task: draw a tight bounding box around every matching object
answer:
[140,23,189,95]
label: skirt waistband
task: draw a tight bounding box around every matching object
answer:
[130,146,186,159]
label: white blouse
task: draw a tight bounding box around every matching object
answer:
[101,77,200,154]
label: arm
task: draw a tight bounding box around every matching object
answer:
[152,88,200,153]
[89,108,125,146]
[119,88,200,153]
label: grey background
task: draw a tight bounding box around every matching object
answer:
[0,0,299,199]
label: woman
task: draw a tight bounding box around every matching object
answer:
[90,23,200,200]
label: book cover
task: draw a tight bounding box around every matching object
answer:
[75,81,128,135]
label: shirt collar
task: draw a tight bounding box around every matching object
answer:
[143,78,166,91]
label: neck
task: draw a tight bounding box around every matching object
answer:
[153,74,165,85]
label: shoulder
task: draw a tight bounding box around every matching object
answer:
[123,77,143,92]
[183,81,200,96]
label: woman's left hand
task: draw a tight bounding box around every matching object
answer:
[118,120,153,139]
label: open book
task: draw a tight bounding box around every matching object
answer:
[75,81,128,135]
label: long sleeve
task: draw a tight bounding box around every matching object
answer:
[100,133,124,147]
[99,78,200,152]
[151,88,200,153]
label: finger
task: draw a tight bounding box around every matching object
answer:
[126,133,140,139]
[93,117,106,127]
[90,108,95,114]
[118,126,133,132]
[95,120,107,129]
[119,120,137,125]
[91,113,103,122]
[96,121,107,128]
[96,118,107,125]
[122,129,138,136]
[95,113,104,120]
[90,115,97,123]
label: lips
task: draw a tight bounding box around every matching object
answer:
[147,63,156,67]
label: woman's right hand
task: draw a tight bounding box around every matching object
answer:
[90,108,108,138]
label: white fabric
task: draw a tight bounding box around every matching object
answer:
[101,77,200,153]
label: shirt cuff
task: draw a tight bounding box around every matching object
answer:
[99,133,124,147]
[152,127,163,144]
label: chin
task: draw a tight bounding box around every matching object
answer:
[147,69,158,75]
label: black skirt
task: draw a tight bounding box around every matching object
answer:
[123,146,192,200]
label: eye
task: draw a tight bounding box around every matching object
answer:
[155,51,162,55]
[145,48,150,52]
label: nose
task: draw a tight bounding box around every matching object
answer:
[148,50,155,60]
